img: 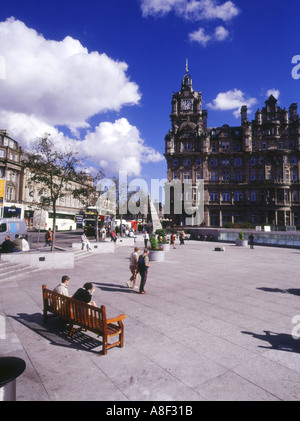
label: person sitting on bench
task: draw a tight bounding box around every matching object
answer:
[72,282,97,306]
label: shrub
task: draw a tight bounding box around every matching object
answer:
[238,231,245,240]
[150,236,163,250]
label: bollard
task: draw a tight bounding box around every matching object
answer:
[0,357,26,401]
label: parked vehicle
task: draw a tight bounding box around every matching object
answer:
[0,218,28,244]
[32,210,76,231]
[83,219,99,236]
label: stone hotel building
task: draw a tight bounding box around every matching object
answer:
[164,68,300,228]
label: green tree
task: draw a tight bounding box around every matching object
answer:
[23,134,98,250]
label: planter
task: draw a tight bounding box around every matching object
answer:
[149,250,165,262]
[235,239,248,247]
[158,243,170,252]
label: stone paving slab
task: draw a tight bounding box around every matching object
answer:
[1,237,300,401]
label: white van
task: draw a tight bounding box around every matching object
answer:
[0,218,28,245]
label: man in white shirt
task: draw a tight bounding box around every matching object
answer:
[53,275,71,296]
[20,236,30,251]
[126,246,140,289]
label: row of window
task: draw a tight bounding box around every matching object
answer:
[173,168,298,182]
[174,138,298,154]
[0,149,19,161]
[209,189,299,202]
[0,137,17,149]
[0,168,18,181]
[26,188,82,208]
[173,155,298,168]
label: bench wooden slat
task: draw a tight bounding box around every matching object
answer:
[42,284,125,355]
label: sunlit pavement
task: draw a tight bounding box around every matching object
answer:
[1,237,300,401]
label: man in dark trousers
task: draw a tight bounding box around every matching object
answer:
[248,233,255,249]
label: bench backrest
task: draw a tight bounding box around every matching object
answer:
[42,285,107,332]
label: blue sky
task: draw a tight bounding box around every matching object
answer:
[0,0,300,186]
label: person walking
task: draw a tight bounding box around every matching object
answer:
[44,228,52,247]
[179,231,185,245]
[138,248,150,295]
[110,230,117,243]
[170,232,176,249]
[143,230,149,248]
[126,246,140,289]
[248,233,255,249]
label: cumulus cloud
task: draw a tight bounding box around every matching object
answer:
[188,27,211,46]
[266,89,280,100]
[140,0,183,16]
[189,25,229,46]
[0,18,163,175]
[140,0,239,22]
[207,89,257,117]
[78,118,163,177]
[0,18,140,131]
[141,0,238,46]
[214,25,229,41]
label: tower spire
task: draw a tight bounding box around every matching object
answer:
[182,59,192,90]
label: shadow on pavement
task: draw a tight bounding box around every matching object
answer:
[93,282,138,294]
[257,287,300,296]
[8,312,104,354]
[242,330,300,353]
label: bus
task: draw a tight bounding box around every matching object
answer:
[32,209,77,231]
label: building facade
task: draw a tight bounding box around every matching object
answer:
[0,130,24,218]
[164,68,300,228]
[0,130,96,224]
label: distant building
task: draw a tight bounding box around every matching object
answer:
[164,67,300,228]
[0,130,96,225]
[0,130,24,218]
[22,167,94,226]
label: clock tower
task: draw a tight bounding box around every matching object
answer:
[164,62,208,226]
[169,61,206,133]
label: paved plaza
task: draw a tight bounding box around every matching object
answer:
[1,236,300,401]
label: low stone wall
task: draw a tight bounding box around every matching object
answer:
[0,250,74,269]
[117,237,135,247]
[187,227,300,248]
[72,241,115,253]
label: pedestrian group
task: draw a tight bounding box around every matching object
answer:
[51,230,183,307]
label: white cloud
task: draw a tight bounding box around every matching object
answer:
[192,0,239,22]
[0,110,68,151]
[189,25,229,46]
[266,89,280,100]
[188,27,211,46]
[0,18,163,176]
[0,18,141,131]
[141,0,238,47]
[214,25,229,41]
[141,0,239,22]
[78,118,163,177]
[207,89,257,117]
[140,0,184,16]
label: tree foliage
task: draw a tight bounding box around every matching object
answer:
[23,134,101,250]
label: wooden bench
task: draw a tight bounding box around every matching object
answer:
[42,284,125,355]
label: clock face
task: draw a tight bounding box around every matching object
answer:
[181,100,192,110]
